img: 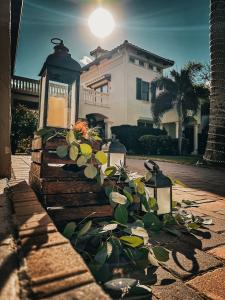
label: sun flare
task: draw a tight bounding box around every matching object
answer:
[88,8,115,39]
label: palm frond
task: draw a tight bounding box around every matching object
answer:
[182,90,199,116]
[151,91,174,124]
[150,77,177,103]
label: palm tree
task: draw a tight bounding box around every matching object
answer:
[204,0,225,164]
[151,65,207,155]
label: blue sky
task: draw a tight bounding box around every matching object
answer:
[15,0,210,79]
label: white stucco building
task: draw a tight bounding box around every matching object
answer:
[79,40,201,153]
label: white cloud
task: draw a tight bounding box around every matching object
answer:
[80,56,93,65]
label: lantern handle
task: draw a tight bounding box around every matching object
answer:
[51,38,63,45]
[144,160,160,172]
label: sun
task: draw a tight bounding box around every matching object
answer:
[88,8,115,39]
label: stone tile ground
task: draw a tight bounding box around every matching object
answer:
[0,155,225,300]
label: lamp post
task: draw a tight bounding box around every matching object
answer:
[38,38,81,129]
[144,160,172,215]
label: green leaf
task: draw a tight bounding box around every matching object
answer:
[95,151,107,165]
[114,205,128,224]
[135,284,152,294]
[84,165,98,179]
[141,195,149,212]
[102,223,118,232]
[80,143,92,156]
[149,197,158,210]
[131,227,149,238]
[110,238,122,258]
[202,218,213,225]
[163,214,176,225]
[97,169,105,186]
[152,246,169,262]
[69,145,79,161]
[104,166,117,177]
[63,222,76,238]
[110,192,127,205]
[123,247,149,268]
[56,145,68,158]
[148,253,159,266]
[77,155,87,167]
[120,236,144,248]
[106,242,113,257]
[163,227,181,237]
[104,186,113,197]
[132,220,144,228]
[136,181,145,195]
[143,212,162,231]
[36,128,56,141]
[89,262,111,282]
[66,130,76,144]
[187,222,200,230]
[94,244,108,265]
[92,135,102,141]
[77,220,92,237]
[123,187,133,203]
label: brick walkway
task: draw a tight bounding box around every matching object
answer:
[127,158,225,196]
[1,155,225,300]
[0,157,109,300]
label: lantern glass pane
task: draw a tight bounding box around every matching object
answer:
[156,187,171,215]
[47,81,70,128]
[39,75,47,128]
[109,153,125,168]
[145,186,154,198]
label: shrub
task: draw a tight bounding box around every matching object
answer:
[139,135,190,155]
[11,105,38,154]
[111,125,166,154]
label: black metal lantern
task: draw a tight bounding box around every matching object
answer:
[102,135,127,170]
[144,160,172,215]
[38,38,81,129]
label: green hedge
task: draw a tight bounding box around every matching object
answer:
[139,135,190,155]
[11,105,38,154]
[111,125,166,154]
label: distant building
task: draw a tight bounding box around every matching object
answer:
[12,40,202,153]
[79,40,174,138]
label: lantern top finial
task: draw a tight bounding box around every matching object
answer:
[144,160,172,187]
[51,38,69,54]
[39,38,81,78]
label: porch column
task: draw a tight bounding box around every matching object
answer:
[105,120,113,139]
[0,0,11,178]
[192,124,199,155]
[175,122,179,138]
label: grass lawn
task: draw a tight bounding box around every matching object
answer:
[127,154,202,165]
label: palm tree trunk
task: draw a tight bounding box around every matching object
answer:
[204,0,225,164]
[177,100,183,155]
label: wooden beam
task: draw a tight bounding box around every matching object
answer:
[0,0,11,178]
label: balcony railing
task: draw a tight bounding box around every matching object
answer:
[11,76,40,95]
[11,76,110,108]
[80,87,109,108]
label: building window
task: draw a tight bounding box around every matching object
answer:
[137,119,153,128]
[139,60,144,67]
[95,84,108,93]
[136,78,149,101]
[129,56,135,63]
[156,67,161,73]
[149,63,154,70]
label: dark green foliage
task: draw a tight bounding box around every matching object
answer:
[111,125,166,154]
[11,105,38,154]
[139,135,190,155]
